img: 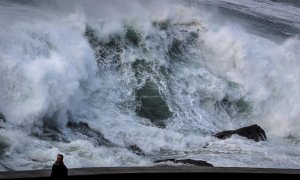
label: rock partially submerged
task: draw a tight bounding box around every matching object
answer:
[154,159,213,167]
[0,113,5,121]
[0,113,6,128]
[127,144,145,156]
[214,124,267,142]
[67,121,114,147]
[31,115,69,142]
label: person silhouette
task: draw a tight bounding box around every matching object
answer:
[50,154,68,177]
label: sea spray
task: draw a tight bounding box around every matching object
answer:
[0,0,299,170]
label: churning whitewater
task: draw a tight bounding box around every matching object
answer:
[0,0,299,170]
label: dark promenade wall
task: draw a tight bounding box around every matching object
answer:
[0,166,299,180]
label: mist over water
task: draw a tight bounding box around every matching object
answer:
[0,0,299,170]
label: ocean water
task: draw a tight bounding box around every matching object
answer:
[0,0,299,170]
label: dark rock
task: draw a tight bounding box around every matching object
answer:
[67,121,89,129]
[235,124,267,141]
[154,158,213,167]
[214,130,235,140]
[67,121,114,147]
[128,144,145,156]
[214,124,267,142]
[0,113,5,122]
[31,114,69,142]
[0,113,6,128]
[42,115,60,132]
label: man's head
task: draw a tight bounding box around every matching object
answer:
[56,154,64,162]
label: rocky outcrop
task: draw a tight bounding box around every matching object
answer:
[0,113,6,128]
[0,113,5,121]
[31,115,69,142]
[127,144,145,156]
[214,124,267,142]
[154,159,213,167]
[67,121,114,147]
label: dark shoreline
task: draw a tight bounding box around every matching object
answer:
[1,166,299,179]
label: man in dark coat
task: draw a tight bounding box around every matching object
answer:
[50,154,68,177]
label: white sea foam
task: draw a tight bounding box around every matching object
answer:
[0,0,299,170]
